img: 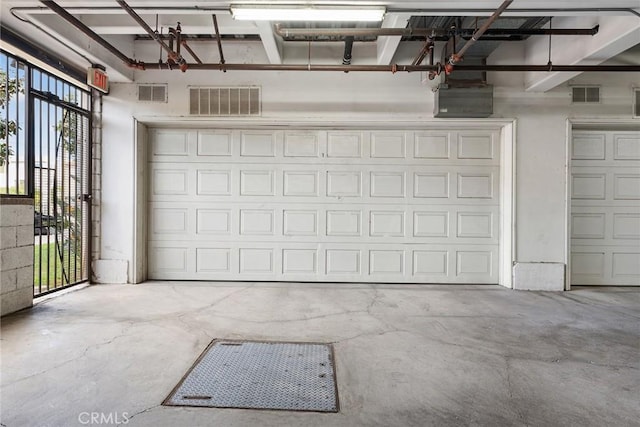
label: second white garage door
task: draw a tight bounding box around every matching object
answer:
[571,130,640,285]
[148,127,501,283]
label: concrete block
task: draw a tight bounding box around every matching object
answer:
[0,205,33,227]
[0,269,18,294]
[0,286,33,317]
[16,266,34,290]
[93,259,128,284]
[0,226,17,249]
[513,262,565,291]
[16,225,34,247]
[0,205,22,227]
[0,246,34,271]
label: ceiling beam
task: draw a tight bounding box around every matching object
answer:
[22,14,134,81]
[524,15,640,91]
[66,14,259,35]
[256,22,282,64]
[377,13,411,65]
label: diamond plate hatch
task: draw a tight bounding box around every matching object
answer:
[164,340,339,412]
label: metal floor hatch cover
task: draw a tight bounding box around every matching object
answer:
[164,340,339,412]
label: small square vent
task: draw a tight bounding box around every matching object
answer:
[634,88,639,118]
[190,87,261,116]
[572,86,600,104]
[138,84,167,102]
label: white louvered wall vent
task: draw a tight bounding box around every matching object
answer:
[137,84,167,102]
[571,86,600,104]
[189,87,261,116]
[634,88,639,118]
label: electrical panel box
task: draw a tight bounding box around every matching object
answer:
[434,85,493,118]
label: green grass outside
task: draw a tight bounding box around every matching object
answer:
[33,242,83,294]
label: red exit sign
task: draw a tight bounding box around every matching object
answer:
[87,66,109,93]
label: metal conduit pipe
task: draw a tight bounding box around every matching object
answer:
[116,0,187,71]
[412,36,435,66]
[39,0,143,68]
[342,36,354,66]
[15,6,640,17]
[446,0,514,73]
[274,25,599,38]
[137,62,640,73]
[30,3,640,75]
[212,15,226,72]
[386,7,640,18]
[181,40,203,64]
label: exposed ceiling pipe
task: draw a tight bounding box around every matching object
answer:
[14,6,640,17]
[181,40,203,64]
[412,35,435,66]
[34,2,640,76]
[342,36,354,67]
[445,0,513,74]
[115,0,187,71]
[212,15,226,72]
[175,22,182,61]
[39,0,143,69]
[138,62,640,73]
[386,7,640,18]
[274,25,599,38]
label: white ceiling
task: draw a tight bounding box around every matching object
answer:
[1,1,638,88]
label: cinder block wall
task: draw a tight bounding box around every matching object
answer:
[1,198,34,316]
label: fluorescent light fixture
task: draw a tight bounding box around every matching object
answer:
[230,5,386,21]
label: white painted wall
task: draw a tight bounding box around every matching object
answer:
[97,40,639,288]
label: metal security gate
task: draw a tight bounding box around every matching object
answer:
[31,69,91,296]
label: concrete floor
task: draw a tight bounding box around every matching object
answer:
[1,282,638,427]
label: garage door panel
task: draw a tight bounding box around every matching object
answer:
[456,132,496,160]
[572,133,606,160]
[369,211,405,237]
[197,131,233,157]
[240,209,276,236]
[612,213,640,239]
[571,130,640,285]
[149,127,501,283]
[148,241,499,283]
[457,173,496,199]
[613,133,640,160]
[149,246,189,274]
[150,207,189,235]
[240,248,275,274]
[196,248,232,273]
[151,130,191,157]
[371,132,406,159]
[149,163,499,205]
[284,132,320,157]
[196,170,232,196]
[283,249,317,274]
[456,251,493,277]
[326,171,363,197]
[240,131,277,157]
[613,174,640,200]
[283,171,319,197]
[148,202,498,245]
[414,131,451,159]
[327,132,363,158]
[196,209,232,235]
[370,172,405,198]
[283,210,319,236]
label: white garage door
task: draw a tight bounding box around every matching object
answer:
[148,127,500,283]
[571,130,640,285]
